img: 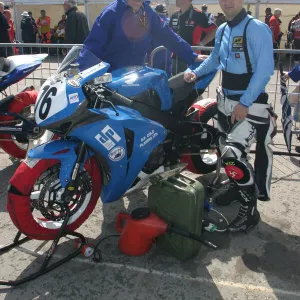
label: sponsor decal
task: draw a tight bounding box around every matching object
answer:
[95,125,121,151]
[232,36,244,52]
[67,79,81,88]
[108,146,125,162]
[140,130,158,148]
[68,93,79,104]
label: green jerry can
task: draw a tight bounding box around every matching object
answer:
[148,174,204,261]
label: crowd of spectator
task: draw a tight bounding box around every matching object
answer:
[0,0,89,57]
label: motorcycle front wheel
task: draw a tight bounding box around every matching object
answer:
[7,157,102,240]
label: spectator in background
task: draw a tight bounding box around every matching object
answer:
[21,11,37,54]
[201,4,214,25]
[265,7,272,25]
[169,0,217,74]
[215,12,226,26]
[288,12,300,32]
[64,0,90,44]
[36,9,51,44]
[247,10,252,15]
[290,17,300,64]
[3,10,14,43]
[58,14,67,27]
[269,8,283,52]
[0,2,13,57]
[152,4,172,77]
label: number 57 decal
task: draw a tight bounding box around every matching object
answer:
[95,125,121,151]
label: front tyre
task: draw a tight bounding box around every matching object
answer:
[7,157,102,240]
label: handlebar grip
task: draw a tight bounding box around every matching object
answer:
[112,91,133,107]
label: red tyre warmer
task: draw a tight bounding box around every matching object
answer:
[181,98,217,174]
[7,158,101,240]
[0,90,38,159]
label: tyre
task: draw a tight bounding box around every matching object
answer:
[7,157,102,240]
[181,98,218,174]
[0,90,38,159]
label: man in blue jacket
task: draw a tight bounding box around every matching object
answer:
[80,0,204,71]
[185,0,274,232]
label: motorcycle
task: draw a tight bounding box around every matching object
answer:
[7,47,220,240]
[0,53,54,159]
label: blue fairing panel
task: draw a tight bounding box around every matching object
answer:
[105,66,173,111]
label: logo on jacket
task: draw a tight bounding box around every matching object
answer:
[232,36,244,52]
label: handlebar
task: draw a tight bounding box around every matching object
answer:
[111,91,133,107]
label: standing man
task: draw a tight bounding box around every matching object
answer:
[0,2,13,57]
[269,8,282,51]
[290,16,300,64]
[80,0,204,72]
[184,0,274,232]
[201,4,214,25]
[58,14,67,28]
[21,11,37,54]
[64,0,90,44]
[169,0,217,74]
[36,10,51,44]
[265,7,272,25]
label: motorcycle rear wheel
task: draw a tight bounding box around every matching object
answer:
[181,98,218,174]
[0,90,38,159]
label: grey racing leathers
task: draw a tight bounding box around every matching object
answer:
[216,87,274,201]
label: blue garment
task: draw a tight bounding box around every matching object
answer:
[189,14,274,107]
[288,64,300,83]
[80,0,197,71]
[151,15,172,77]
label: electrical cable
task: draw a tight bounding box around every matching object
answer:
[93,234,120,263]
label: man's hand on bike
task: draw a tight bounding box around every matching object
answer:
[184,72,197,83]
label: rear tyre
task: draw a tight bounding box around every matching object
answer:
[0,90,38,159]
[7,157,102,240]
[181,98,218,174]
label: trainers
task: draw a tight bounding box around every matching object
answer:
[214,181,240,206]
[227,205,260,233]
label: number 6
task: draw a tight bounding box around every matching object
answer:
[39,86,57,120]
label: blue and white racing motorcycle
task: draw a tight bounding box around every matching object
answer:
[7,47,219,240]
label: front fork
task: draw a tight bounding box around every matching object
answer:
[62,141,87,200]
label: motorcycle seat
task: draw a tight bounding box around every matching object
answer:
[0,95,15,109]
[0,57,10,76]
[168,72,194,105]
[0,54,48,77]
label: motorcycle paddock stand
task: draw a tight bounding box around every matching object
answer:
[0,205,88,287]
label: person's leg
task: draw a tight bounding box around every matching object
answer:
[221,120,260,232]
[254,121,274,201]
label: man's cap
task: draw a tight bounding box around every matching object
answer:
[21,11,29,17]
[155,4,167,14]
